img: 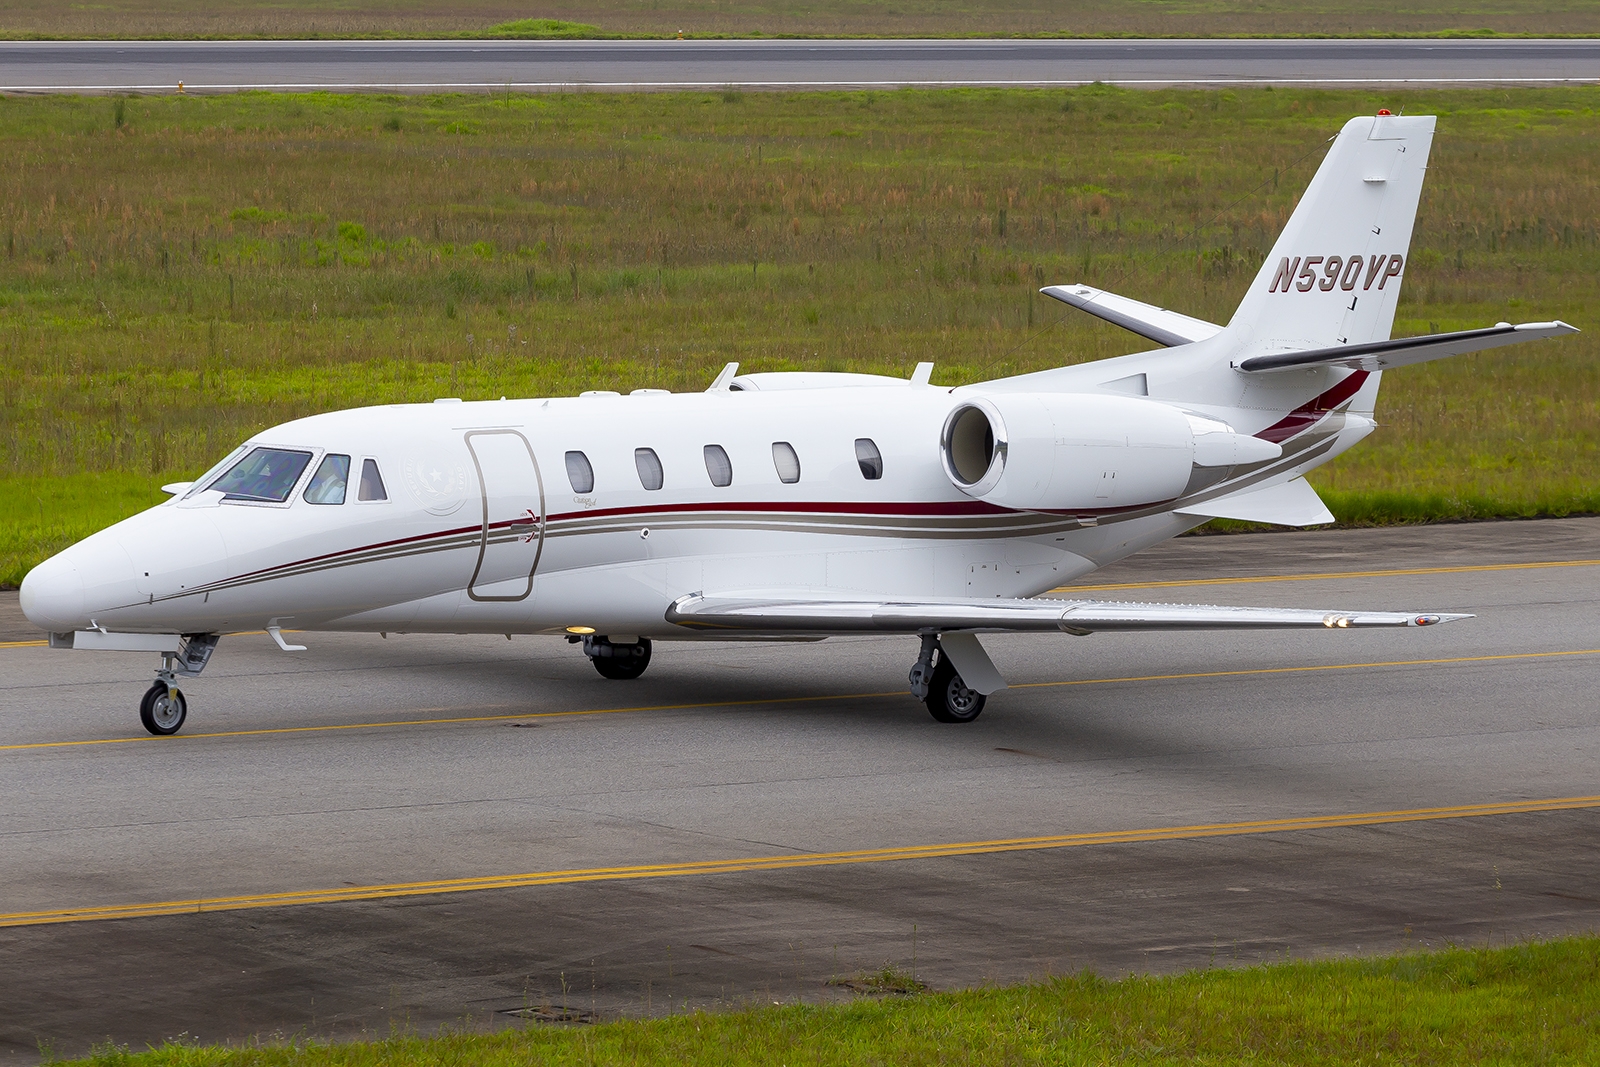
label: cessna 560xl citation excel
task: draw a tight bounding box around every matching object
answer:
[20,113,1578,735]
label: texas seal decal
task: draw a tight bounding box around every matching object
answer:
[403,456,470,516]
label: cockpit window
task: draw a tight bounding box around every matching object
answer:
[358,458,388,501]
[209,447,314,503]
[303,454,351,505]
[182,444,248,501]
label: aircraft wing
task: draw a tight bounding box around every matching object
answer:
[666,593,1468,635]
[1237,320,1578,373]
[1040,284,1224,347]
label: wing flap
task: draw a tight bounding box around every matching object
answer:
[1236,320,1578,373]
[666,593,1468,635]
[1040,284,1224,348]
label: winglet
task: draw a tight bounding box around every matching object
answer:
[706,362,741,392]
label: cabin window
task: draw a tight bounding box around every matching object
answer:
[565,450,595,494]
[210,447,314,503]
[772,441,801,484]
[357,458,388,501]
[303,454,351,505]
[635,447,664,491]
[703,444,733,487]
[854,438,884,480]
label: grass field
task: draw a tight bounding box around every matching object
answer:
[3,0,1600,40]
[2,86,1596,586]
[53,936,1600,1064]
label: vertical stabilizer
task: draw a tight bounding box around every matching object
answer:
[1227,114,1435,353]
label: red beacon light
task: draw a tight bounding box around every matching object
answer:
[1377,108,1392,115]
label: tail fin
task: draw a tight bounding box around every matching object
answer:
[1227,114,1436,352]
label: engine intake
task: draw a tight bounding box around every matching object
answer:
[940,393,1280,513]
[940,399,1008,495]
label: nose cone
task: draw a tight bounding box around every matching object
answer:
[20,553,86,633]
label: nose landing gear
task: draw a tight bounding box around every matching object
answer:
[908,633,987,724]
[139,634,219,736]
[581,635,653,680]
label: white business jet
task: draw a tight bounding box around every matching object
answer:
[19,112,1578,735]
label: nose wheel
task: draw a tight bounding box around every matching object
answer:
[139,682,188,736]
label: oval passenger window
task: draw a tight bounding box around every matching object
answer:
[772,441,801,484]
[565,450,595,494]
[854,438,883,480]
[703,444,733,487]
[635,447,664,491]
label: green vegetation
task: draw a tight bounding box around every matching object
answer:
[2,0,1600,40]
[478,19,618,40]
[2,87,1596,586]
[56,937,1600,1064]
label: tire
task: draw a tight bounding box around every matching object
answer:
[139,682,187,736]
[590,638,652,680]
[924,654,986,724]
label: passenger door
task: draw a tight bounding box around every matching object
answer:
[464,430,544,602]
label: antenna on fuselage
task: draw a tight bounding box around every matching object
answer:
[706,362,740,392]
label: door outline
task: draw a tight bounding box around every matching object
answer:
[464,429,545,602]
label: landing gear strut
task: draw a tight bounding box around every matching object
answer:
[140,634,219,736]
[582,635,653,680]
[908,633,987,724]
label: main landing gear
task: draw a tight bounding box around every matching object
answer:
[908,634,987,724]
[580,634,653,680]
[139,634,219,736]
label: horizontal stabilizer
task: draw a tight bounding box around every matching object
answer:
[667,592,1467,635]
[1176,476,1335,527]
[1041,284,1223,347]
[1237,320,1578,373]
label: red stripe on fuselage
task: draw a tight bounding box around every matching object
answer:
[197,501,1035,592]
[543,498,1014,524]
[1255,370,1370,444]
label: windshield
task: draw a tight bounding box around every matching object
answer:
[208,447,314,503]
[181,444,248,501]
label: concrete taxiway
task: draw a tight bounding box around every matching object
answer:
[2,517,1598,1060]
[1,38,1597,94]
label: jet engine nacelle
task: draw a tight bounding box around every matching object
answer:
[939,393,1281,512]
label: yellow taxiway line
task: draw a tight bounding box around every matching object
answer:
[1057,557,1600,593]
[5,647,1597,754]
[5,794,1597,929]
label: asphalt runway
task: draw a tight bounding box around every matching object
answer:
[2,38,1597,93]
[3,517,1599,1060]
